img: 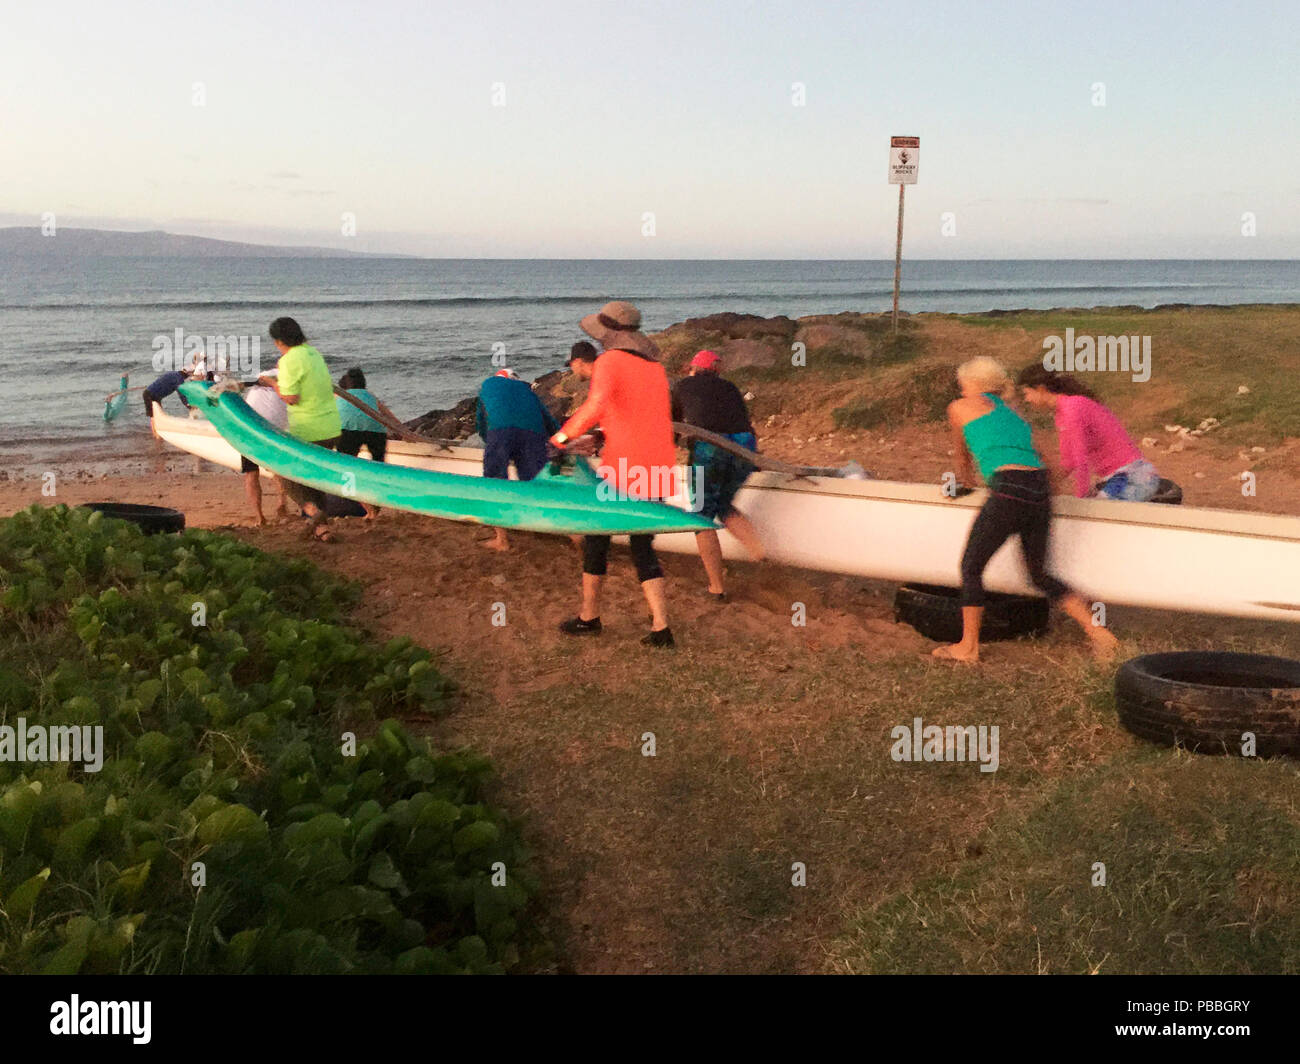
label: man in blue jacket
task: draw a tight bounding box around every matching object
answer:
[476,367,561,551]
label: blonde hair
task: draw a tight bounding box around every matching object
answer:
[956,357,1010,396]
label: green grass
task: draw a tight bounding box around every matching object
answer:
[424,558,1300,973]
[834,748,1300,974]
[823,606,1300,974]
[944,304,1300,444]
[832,362,955,429]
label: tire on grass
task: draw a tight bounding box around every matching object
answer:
[80,502,185,535]
[893,583,1049,644]
[1114,651,1300,758]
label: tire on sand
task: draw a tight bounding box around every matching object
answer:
[80,502,185,535]
[893,583,1049,644]
[1150,477,1183,505]
[1114,651,1300,758]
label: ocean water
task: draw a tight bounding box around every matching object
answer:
[0,257,1297,458]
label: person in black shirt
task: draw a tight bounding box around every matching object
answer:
[670,350,765,600]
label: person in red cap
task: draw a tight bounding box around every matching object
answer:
[550,301,678,647]
[671,350,764,599]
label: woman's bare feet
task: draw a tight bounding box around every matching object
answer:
[932,642,979,664]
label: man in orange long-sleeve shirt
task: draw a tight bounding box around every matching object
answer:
[550,302,678,648]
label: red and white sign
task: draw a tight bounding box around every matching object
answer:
[888,136,919,184]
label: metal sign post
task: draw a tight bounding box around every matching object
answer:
[888,136,919,333]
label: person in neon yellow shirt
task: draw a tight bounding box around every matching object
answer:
[272,319,341,442]
[269,317,342,541]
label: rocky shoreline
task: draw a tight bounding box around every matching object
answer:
[402,310,908,438]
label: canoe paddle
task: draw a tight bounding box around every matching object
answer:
[103,384,147,401]
[672,421,872,480]
[332,386,455,450]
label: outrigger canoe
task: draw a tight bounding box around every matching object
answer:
[154,393,1300,622]
[174,382,713,537]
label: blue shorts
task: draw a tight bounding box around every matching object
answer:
[483,427,548,481]
[689,432,756,521]
[1098,458,1160,501]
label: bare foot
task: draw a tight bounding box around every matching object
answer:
[479,537,510,552]
[932,643,979,664]
[1088,627,1120,663]
[304,521,334,543]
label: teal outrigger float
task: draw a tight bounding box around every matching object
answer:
[178,381,714,536]
[103,373,129,422]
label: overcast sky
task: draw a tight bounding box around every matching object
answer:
[2,0,1296,257]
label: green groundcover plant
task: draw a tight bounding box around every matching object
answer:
[0,505,538,974]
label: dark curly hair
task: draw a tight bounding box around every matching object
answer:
[268,317,307,347]
[1016,363,1098,400]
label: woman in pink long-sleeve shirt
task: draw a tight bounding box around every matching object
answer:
[1016,366,1161,501]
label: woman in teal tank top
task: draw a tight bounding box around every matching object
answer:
[935,358,1118,664]
[961,392,1042,482]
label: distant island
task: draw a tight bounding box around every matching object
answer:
[0,227,408,259]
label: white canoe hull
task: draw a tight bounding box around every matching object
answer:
[152,407,1300,622]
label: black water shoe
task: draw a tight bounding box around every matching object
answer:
[641,627,675,648]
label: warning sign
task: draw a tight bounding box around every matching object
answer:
[888,136,919,184]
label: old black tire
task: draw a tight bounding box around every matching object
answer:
[80,502,185,535]
[1150,477,1183,505]
[1114,651,1300,758]
[893,583,1049,643]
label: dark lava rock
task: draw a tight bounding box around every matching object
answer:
[531,370,579,423]
[676,312,797,341]
[405,395,478,439]
[404,375,580,440]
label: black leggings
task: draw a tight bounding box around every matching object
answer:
[582,534,663,583]
[338,429,387,461]
[961,468,1071,607]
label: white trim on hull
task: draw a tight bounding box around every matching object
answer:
[151,406,1300,623]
